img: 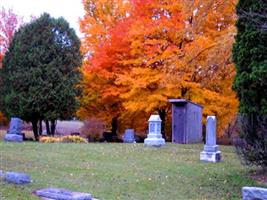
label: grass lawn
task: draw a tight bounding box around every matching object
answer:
[0,141,266,200]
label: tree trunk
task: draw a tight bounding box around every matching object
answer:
[51,119,56,136]
[158,109,166,139]
[111,117,118,136]
[32,120,39,141]
[38,120,43,136]
[45,120,51,136]
[181,87,188,98]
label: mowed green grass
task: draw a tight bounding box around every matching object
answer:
[0,141,265,200]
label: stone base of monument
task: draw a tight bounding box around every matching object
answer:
[4,134,23,142]
[144,134,165,147]
[35,188,97,200]
[200,147,221,163]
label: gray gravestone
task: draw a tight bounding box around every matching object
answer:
[200,116,221,162]
[5,172,31,184]
[4,117,23,142]
[35,188,92,200]
[242,187,267,200]
[122,129,135,143]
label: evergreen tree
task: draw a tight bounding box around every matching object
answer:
[0,13,82,140]
[233,0,267,169]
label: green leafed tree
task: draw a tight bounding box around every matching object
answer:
[0,13,82,140]
[233,0,267,169]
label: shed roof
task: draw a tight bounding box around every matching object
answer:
[168,99,203,108]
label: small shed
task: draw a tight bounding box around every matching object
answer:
[169,99,203,144]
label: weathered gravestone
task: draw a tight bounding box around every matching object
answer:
[122,129,135,143]
[200,116,221,162]
[4,117,24,142]
[242,187,267,200]
[144,114,165,147]
[4,171,31,184]
[35,188,93,200]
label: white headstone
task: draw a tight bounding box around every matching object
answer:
[144,114,165,147]
[200,116,221,162]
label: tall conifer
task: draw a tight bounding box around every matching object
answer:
[233,0,267,168]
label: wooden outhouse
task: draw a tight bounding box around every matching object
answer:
[169,99,203,144]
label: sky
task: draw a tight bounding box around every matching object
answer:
[0,0,84,36]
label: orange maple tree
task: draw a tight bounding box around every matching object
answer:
[114,0,185,138]
[116,0,238,138]
[78,0,131,136]
[79,0,238,140]
[179,0,239,136]
[79,0,130,54]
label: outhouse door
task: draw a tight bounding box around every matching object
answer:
[173,106,186,143]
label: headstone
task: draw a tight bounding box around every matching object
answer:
[242,187,267,200]
[5,172,31,184]
[122,129,135,143]
[200,116,221,162]
[144,114,165,147]
[4,117,23,142]
[35,188,93,200]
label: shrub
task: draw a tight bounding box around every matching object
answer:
[39,136,61,143]
[61,135,88,143]
[218,117,238,145]
[39,136,87,143]
[235,114,267,170]
[80,119,104,142]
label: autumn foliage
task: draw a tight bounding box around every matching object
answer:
[79,0,238,140]
[0,7,22,66]
[0,7,22,125]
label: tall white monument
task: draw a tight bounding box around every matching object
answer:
[200,116,221,162]
[144,114,165,147]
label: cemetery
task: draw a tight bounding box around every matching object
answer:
[1,109,267,199]
[1,0,267,199]
[0,139,265,200]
